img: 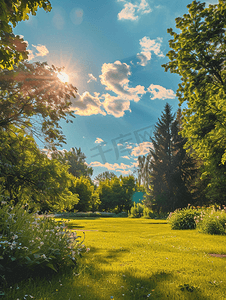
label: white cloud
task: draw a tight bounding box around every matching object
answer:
[95,138,104,144]
[32,44,49,57]
[98,60,146,117]
[147,84,176,100]
[100,60,146,101]
[27,44,49,61]
[89,161,138,174]
[87,73,97,83]
[27,49,35,61]
[101,94,131,118]
[117,0,152,21]
[131,141,153,156]
[137,37,164,66]
[100,60,131,95]
[70,92,106,116]
[122,156,131,159]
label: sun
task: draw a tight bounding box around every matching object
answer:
[57,71,69,83]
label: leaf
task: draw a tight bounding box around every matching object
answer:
[25,256,31,261]
[46,263,57,272]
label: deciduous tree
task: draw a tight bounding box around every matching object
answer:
[0,0,51,69]
[0,127,77,211]
[162,0,226,203]
[0,61,77,149]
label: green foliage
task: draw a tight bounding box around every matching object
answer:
[0,128,78,212]
[147,104,196,213]
[0,0,51,69]
[196,209,226,235]
[94,171,116,185]
[0,204,86,287]
[168,207,200,230]
[129,202,167,219]
[143,206,155,218]
[0,62,77,149]
[51,147,93,178]
[163,0,226,204]
[98,175,136,213]
[70,176,99,212]
[129,203,143,218]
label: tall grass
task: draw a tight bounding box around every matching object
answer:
[4,217,226,299]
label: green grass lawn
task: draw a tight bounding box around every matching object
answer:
[5,217,226,299]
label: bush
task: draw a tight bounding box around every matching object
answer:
[196,210,226,235]
[168,207,200,230]
[0,204,86,288]
[129,203,143,218]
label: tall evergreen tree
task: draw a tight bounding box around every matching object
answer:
[148,103,195,213]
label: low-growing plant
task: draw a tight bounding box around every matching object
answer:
[129,202,143,218]
[0,204,86,288]
[196,210,226,235]
[168,207,200,230]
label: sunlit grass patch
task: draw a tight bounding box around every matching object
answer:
[4,217,226,299]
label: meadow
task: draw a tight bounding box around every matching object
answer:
[5,217,226,300]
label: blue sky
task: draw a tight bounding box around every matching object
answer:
[13,0,218,178]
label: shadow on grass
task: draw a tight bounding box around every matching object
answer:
[146,222,168,225]
[4,255,212,300]
[76,265,211,300]
[88,246,130,264]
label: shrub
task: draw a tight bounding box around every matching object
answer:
[0,204,86,288]
[143,206,153,218]
[129,203,143,218]
[168,207,200,230]
[196,210,226,235]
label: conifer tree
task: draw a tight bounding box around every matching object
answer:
[148,103,195,213]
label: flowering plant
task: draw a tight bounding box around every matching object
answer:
[168,206,200,230]
[0,203,86,287]
[195,206,226,235]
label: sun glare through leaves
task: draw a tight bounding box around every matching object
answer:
[57,71,69,83]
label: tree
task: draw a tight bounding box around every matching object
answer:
[65,147,93,178]
[98,179,116,212]
[97,175,135,212]
[119,175,136,212]
[94,171,116,185]
[162,0,226,203]
[70,176,97,212]
[148,103,195,213]
[0,61,77,149]
[0,127,77,211]
[0,0,51,69]
[51,147,93,178]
